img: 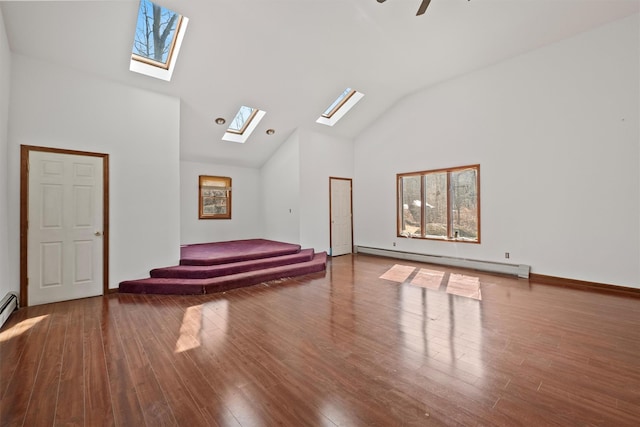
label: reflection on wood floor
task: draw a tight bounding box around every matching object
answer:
[1,253,639,426]
[381,264,482,300]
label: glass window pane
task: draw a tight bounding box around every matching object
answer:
[424,172,447,238]
[397,165,480,243]
[400,176,422,237]
[450,168,478,240]
[199,175,232,219]
[132,0,180,66]
[228,106,257,134]
[322,88,354,118]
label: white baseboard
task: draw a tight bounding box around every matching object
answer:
[354,246,530,278]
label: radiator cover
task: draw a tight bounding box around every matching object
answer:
[354,246,530,278]
[0,293,19,329]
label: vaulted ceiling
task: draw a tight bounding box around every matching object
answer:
[2,0,638,167]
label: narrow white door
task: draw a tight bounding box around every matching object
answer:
[330,178,353,256]
[28,151,104,306]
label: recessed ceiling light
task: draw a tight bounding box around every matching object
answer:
[215,117,226,125]
[266,129,275,135]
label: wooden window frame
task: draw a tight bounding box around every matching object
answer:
[131,11,184,71]
[199,175,232,219]
[397,164,480,243]
[226,107,259,135]
[131,2,183,70]
[322,89,356,119]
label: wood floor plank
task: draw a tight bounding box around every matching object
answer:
[115,303,178,427]
[130,296,226,427]
[100,296,147,427]
[0,304,49,400]
[54,299,86,427]
[21,305,69,427]
[0,313,29,389]
[1,253,639,426]
[83,298,116,427]
[0,303,56,427]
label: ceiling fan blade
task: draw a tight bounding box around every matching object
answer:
[416,0,431,15]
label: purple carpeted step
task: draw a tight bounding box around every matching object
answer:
[119,252,327,295]
[202,252,327,294]
[180,239,301,266]
[118,278,205,295]
[151,248,315,279]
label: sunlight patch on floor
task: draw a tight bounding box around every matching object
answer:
[0,315,49,343]
[379,264,416,282]
[410,268,445,290]
[175,304,203,353]
[381,265,482,300]
[447,273,482,300]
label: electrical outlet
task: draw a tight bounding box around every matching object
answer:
[505,252,510,259]
[393,242,397,247]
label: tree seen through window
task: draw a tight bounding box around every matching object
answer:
[398,165,480,242]
[132,0,181,68]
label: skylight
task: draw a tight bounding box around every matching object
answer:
[222,106,266,143]
[130,0,189,81]
[322,88,355,118]
[316,88,365,127]
[227,106,258,135]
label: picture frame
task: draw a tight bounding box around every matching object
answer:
[199,175,232,219]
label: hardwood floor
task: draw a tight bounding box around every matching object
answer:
[1,254,639,426]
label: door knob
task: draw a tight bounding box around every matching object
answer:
[94,231,102,236]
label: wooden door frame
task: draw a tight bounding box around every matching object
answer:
[329,177,354,256]
[20,145,110,307]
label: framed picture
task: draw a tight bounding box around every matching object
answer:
[199,175,232,219]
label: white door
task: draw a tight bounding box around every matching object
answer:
[28,151,104,306]
[330,178,353,256]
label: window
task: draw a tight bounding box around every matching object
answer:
[397,165,480,242]
[132,0,182,69]
[199,176,232,219]
[322,88,355,119]
[227,106,258,135]
[222,105,266,143]
[130,0,189,81]
[316,88,365,127]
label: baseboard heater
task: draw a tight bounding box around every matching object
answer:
[354,246,530,278]
[0,292,19,329]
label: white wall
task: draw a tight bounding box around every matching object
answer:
[180,160,263,244]
[354,14,640,288]
[260,130,301,245]
[8,54,181,290]
[260,128,355,253]
[299,129,354,253]
[0,9,11,298]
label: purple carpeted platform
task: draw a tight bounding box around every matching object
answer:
[120,253,327,295]
[151,248,315,279]
[119,239,327,295]
[180,239,301,266]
